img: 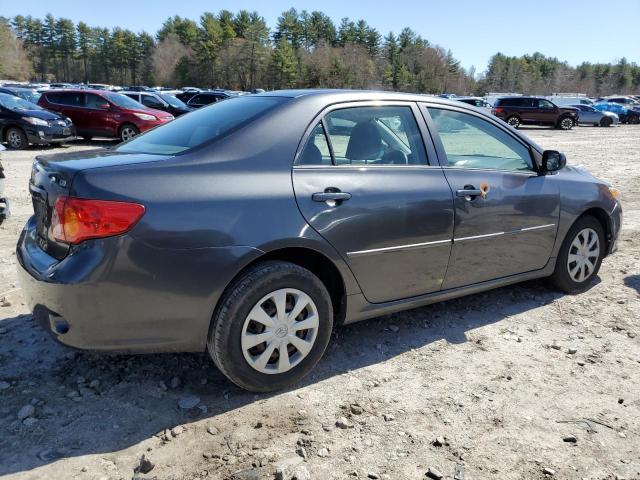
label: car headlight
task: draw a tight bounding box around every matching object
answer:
[609,187,622,201]
[24,117,49,126]
[134,113,157,121]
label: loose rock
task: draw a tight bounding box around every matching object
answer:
[563,435,577,443]
[425,467,443,479]
[178,395,200,409]
[137,454,155,474]
[542,467,556,476]
[17,404,35,420]
[336,417,352,429]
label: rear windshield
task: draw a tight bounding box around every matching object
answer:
[116,96,287,155]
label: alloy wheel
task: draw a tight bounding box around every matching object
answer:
[567,228,600,283]
[560,117,574,130]
[241,288,319,374]
[7,130,23,148]
[507,117,520,127]
[121,127,137,141]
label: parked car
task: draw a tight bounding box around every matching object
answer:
[0,144,7,225]
[492,97,579,129]
[38,89,174,142]
[186,90,235,108]
[0,87,41,104]
[593,102,640,124]
[17,90,622,392]
[570,104,619,127]
[121,91,194,117]
[453,96,493,114]
[546,94,594,107]
[0,93,76,149]
[597,96,640,107]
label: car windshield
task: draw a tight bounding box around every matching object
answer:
[104,92,146,109]
[13,90,41,103]
[0,93,41,111]
[159,94,187,108]
[116,96,288,155]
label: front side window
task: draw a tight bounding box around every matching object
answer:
[141,95,165,109]
[427,107,533,172]
[105,92,144,109]
[86,93,107,109]
[316,106,427,166]
[538,99,555,109]
[116,96,286,155]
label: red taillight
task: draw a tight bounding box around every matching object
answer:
[493,107,504,115]
[51,196,145,245]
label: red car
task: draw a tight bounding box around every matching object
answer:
[38,89,174,142]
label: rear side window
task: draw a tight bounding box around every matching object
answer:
[116,96,287,155]
[297,123,332,166]
[300,106,427,166]
[49,92,84,106]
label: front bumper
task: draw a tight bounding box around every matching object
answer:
[25,124,77,145]
[17,217,261,353]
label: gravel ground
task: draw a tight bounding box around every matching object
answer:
[0,127,638,480]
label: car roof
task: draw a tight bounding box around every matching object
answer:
[253,88,485,108]
[44,89,113,95]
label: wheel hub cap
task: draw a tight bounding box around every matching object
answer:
[567,228,600,283]
[241,288,319,374]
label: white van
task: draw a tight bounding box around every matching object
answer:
[546,94,594,107]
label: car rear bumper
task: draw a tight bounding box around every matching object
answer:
[17,217,262,353]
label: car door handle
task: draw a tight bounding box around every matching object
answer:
[312,190,352,204]
[456,188,482,198]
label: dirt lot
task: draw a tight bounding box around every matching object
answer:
[0,127,638,480]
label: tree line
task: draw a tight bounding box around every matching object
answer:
[0,9,638,96]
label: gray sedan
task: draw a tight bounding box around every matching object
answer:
[17,90,622,392]
[571,104,619,126]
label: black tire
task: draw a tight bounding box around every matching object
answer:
[599,117,612,127]
[549,216,605,294]
[118,124,139,142]
[506,115,521,128]
[208,261,334,392]
[5,127,28,149]
[628,114,639,125]
[557,116,575,130]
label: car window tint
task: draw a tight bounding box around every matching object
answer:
[324,106,427,166]
[141,95,164,108]
[116,96,287,155]
[58,92,84,106]
[428,108,533,172]
[538,99,555,109]
[297,123,332,166]
[85,93,106,109]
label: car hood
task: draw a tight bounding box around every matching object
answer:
[556,164,604,185]
[13,108,62,120]
[130,107,173,119]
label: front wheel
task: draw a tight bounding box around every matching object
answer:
[6,127,28,149]
[599,117,612,127]
[558,116,575,130]
[208,261,334,392]
[118,124,139,142]
[627,114,639,125]
[549,216,604,294]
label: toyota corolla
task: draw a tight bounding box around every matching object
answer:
[17,90,622,392]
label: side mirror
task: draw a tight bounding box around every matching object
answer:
[541,150,566,173]
[99,102,110,110]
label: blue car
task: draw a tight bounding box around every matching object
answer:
[594,102,640,124]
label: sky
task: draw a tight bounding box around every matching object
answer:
[2,0,639,73]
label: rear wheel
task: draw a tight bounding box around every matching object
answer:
[599,117,612,127]
[549,216,604,294]
[506,115,521,128]
[558,116,575,130]
[6,127,28,149]
[118,124,139,142]
[208,261,334,392]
